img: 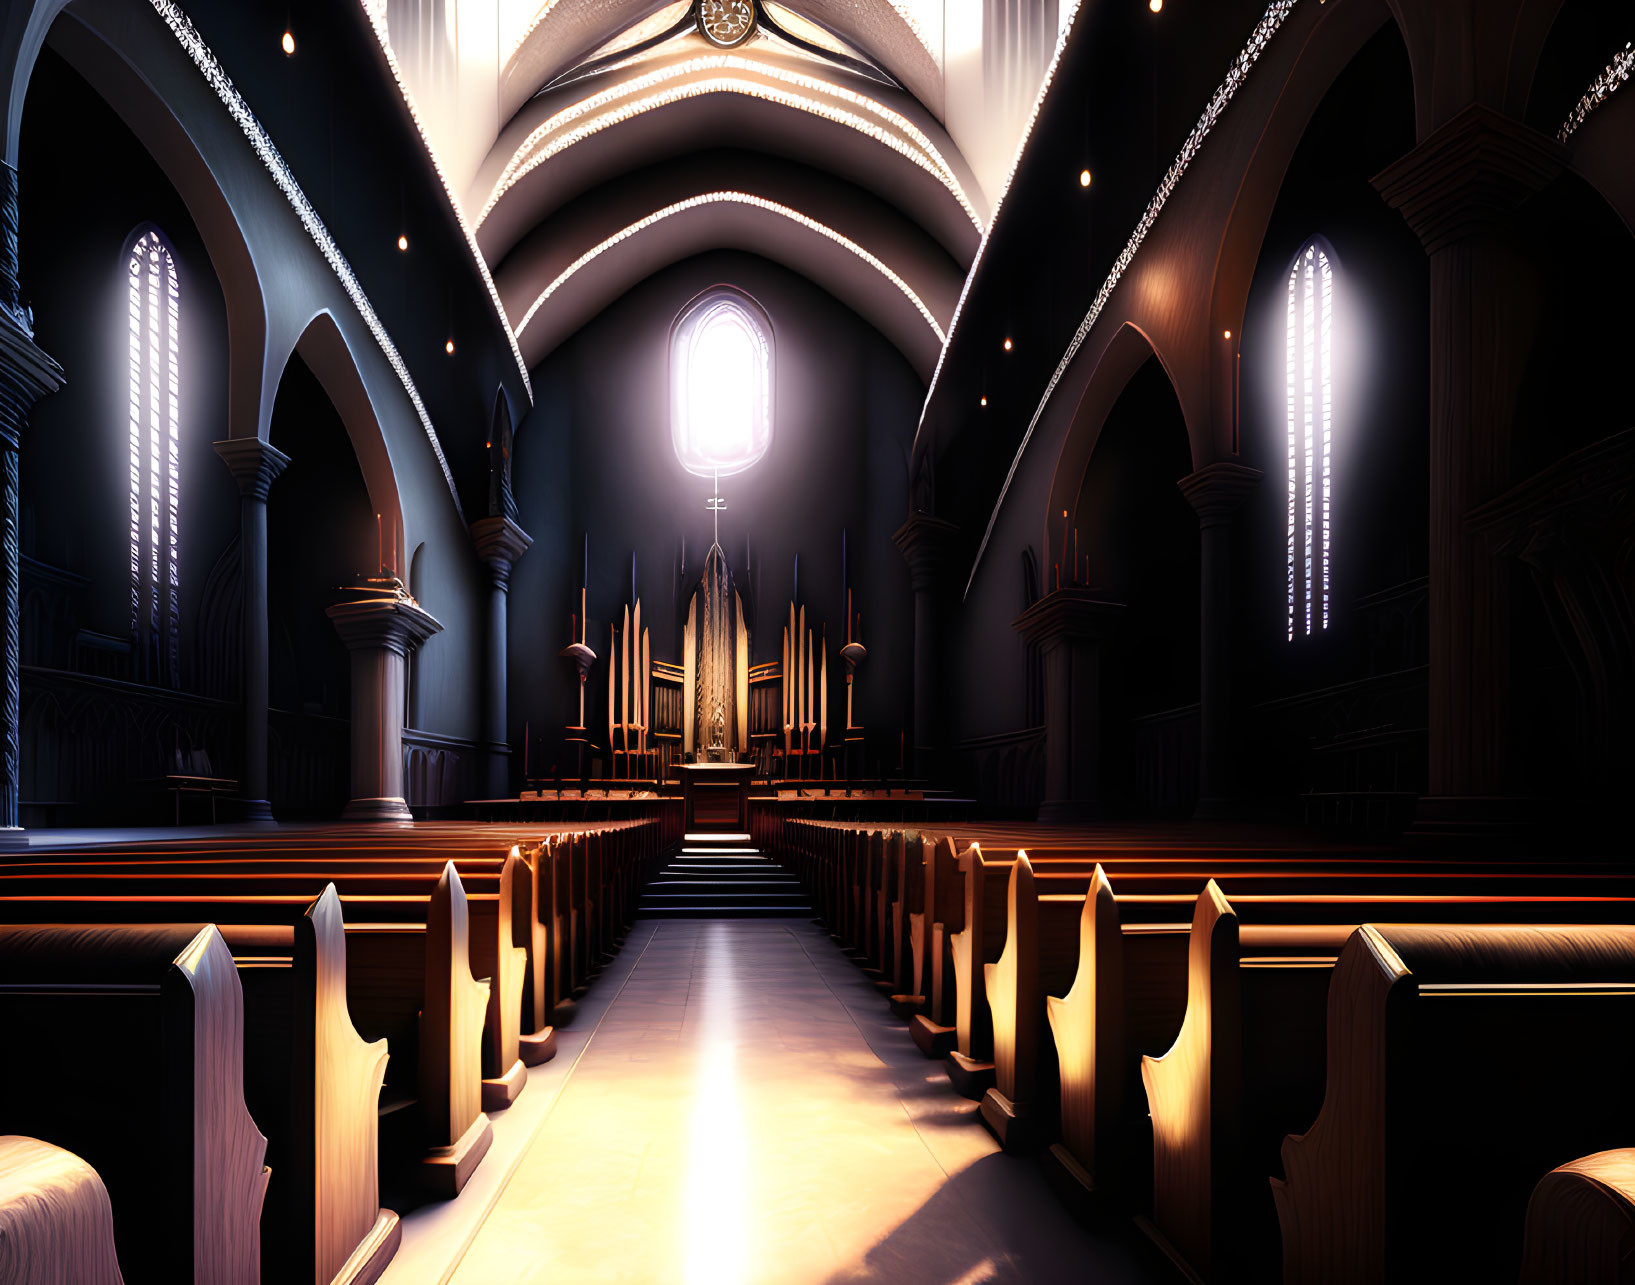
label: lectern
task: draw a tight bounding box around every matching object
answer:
[681,762,756,834]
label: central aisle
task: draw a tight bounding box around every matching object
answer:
[442,919,1158,1285]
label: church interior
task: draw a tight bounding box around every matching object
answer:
[0,0,1631,1281]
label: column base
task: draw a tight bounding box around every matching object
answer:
[0,826,26,853]
[341,797,415,823]
[239,799,277,825]
[1036,799,1109,824]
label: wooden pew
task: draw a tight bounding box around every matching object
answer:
[0,923,268,1283]
[1520,1149,1635,1285]
[230,884,399,1285]
[510,842,557,1066]
[887,831,926,1016]
[0,1136,125,1284]
[1143,889,1635,1282]
[416,865,494,1199]
[0,859,499,1199]
[908,837,964,1057]
[1273,924,1635,1285]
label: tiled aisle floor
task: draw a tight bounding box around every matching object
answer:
[438,919,1157,1285]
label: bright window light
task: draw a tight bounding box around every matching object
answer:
[671,289,773,477]
[1286,239,1333,640]
[127,226,181,684]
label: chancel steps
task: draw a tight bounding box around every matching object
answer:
[637,836,810,918]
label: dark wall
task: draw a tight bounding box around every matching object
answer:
[509,251,921,781]
[1238,23,1428,702]
[19,47,239,688]
[267,354,372,721]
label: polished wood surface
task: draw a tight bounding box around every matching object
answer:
[1274,924,1635,1285]
[0,923,268,1283]
[0,1135,125,1285]
[1520,1149,1635,1285]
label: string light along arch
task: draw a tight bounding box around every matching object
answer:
[125,224,182,684]
[1286,236,1335,640]
[670,286,775,479]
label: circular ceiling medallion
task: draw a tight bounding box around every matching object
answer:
[697,0,756,49]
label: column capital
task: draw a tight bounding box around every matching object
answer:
[1374,105,1565,255]
[1012,588,1126,650]
[1179,461,1262,528]
[213,438,290,501]
[0,314,63,453]
[326,582,442,657]
[892,513,959,592]
[470,514,532,583]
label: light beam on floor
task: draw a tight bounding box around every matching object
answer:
[685,922,750,1284]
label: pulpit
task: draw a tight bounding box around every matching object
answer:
[681,762,756,834]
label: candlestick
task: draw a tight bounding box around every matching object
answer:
[1061,509,1068,579]
[376,513,382,574]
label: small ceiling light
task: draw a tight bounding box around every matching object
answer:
[281,30,295,55]
[1079,169,1092,188]
[980,395,988,407]
[445,339,455,355]
[1003,337,1013,352]
[397,234,409,252]
[1148,0,1162,12]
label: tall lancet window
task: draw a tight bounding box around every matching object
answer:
[670,287,774,478]
[126,226,181,684]
[1286,238,1333,640]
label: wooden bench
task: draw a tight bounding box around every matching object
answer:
[1272,924,1635,1285]
[1520,1149,1635,1285]
[0,859,499,1199]
[0,1135,124,1284]
[228,884,400,1285]
[1145,888,1635,1282]
[0,923,268,1282]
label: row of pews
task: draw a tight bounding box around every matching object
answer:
[774,818,1635,1284]
[0,819,661,1285]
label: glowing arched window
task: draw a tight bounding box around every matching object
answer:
[127,227,181,683]
[670,288,773,477]
[1286,239,1333,640]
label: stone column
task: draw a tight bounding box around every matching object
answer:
[892,513,958,779]
[327,585,442,822]
[470,515,531,799]
[213,438,289,823]
[1013,589,1125,821]
[1375,106,1564,838]
[1179,461,1261,818]
[0,162,63,849]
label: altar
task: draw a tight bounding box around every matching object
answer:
[680,762,756,834]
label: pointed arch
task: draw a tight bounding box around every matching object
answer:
[270,311,406,571]
[1044,322,1186,576]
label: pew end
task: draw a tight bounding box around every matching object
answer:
[0,1135,125,1285]
[1274,923,1635,1285]
[0,923,268,1283]
[1520,1149,1635,1285]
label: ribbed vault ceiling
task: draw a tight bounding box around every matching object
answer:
[370,0,1067,373]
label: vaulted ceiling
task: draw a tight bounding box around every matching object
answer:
[368,0,1069,379]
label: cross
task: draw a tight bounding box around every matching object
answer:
[705,468,727,542]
